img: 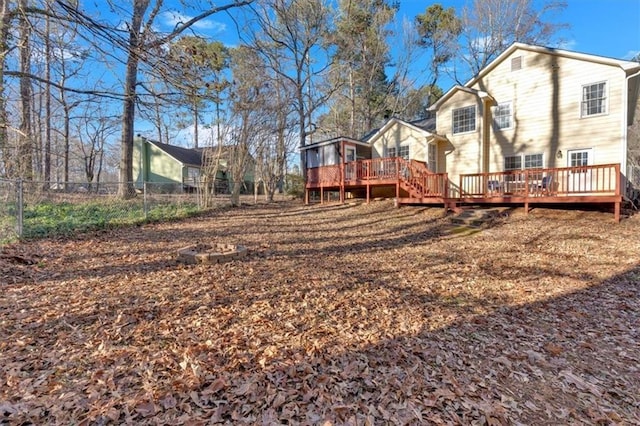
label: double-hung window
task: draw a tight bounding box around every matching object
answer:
[504,153,544,181]
[398,145,410,160]
[581,82,607,117]
[494,102,512,130]
[452,105,476,134]
[524,153,543,180]
[504,155,522,182]
[387,147,396,158]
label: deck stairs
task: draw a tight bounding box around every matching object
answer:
[398,160,435,198]
[440,207,504,238]
[450,207,503,227]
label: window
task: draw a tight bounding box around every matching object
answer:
[398,145,410,160]
[581,82,607,117]
[524,153,543,169]
[452,105,476,134]
[570,150,589,172]
[524,153,543,180]
[504,155,522,182]
[504,155,521,170]
[345,146,356,162]
[494,102,512,129]
[387,147,396,158]
[187,167,200,183]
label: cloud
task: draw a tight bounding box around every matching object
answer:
[160,11,226,34]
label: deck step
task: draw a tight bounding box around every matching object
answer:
[450,207,502,227]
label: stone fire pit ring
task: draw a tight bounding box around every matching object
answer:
[177,243,248,264]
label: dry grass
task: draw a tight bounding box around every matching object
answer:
[1,200,639,424]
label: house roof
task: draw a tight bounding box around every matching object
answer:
[365,117,437,144]
[300,136,370,151]
[430,42,640,111]
[144,138,204,167]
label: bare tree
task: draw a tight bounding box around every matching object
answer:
[459,0,567,77]
[227,46,268,207]
[54,0,253,198]
[74,105,118,190]
[250,0,333,179]
[0,0,14,177]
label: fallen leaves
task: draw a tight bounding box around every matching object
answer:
[1,201,639,424]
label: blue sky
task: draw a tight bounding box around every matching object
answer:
[396,0,639,60]
[155,0,640,82]
[133,0,640,141]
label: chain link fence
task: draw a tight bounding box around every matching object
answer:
[0,180,221,244]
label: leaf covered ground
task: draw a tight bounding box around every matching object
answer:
[1,200,639,425]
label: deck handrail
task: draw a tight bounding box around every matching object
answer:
[459,163,621,198]
[306,157,447,198]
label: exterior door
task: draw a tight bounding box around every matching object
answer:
[428,143,437,172]
[567,148,593,193]
[345,146,356,180]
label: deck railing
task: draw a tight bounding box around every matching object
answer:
[306,158,447,198]
[459,163,621,198]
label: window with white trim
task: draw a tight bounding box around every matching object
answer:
[570,150,590,173]
[504,155,521,171]
[524,153,544,180]
[387,146,396,158]
[398,145,410,160]
[524,153,543,169]
[494,102,512,129]
[504,155,522,182]
[452,105,476,134]
[581,82,607,117]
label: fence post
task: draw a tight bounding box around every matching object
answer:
[16,179,23,238]
[143,181,149,219]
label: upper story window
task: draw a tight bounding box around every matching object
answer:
[494,102,512,130]
[581,82,607,117]
[452,105,476,134]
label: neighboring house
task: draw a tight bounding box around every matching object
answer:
[428,42,640,199]
[133,136,254,193]
[304,43,640,221]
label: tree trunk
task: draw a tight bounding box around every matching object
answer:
[0,0,12,177]
[119,0,150,198]
[18,0,33,180]
[44,0,52,184]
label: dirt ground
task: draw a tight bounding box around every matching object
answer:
[1,200,639,425]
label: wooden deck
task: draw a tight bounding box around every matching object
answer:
[305,159,624,221]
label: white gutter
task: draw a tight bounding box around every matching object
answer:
[622,67,640,190]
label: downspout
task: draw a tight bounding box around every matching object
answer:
[623,67,640,195]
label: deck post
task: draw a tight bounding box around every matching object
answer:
[614,164,621,222]
[320,185,324,204]
[304,188,309,205]
[366,160,371,204]
[396,157,401,199]
[340,140,345,204]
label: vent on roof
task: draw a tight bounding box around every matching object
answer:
[511,56,522,71]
